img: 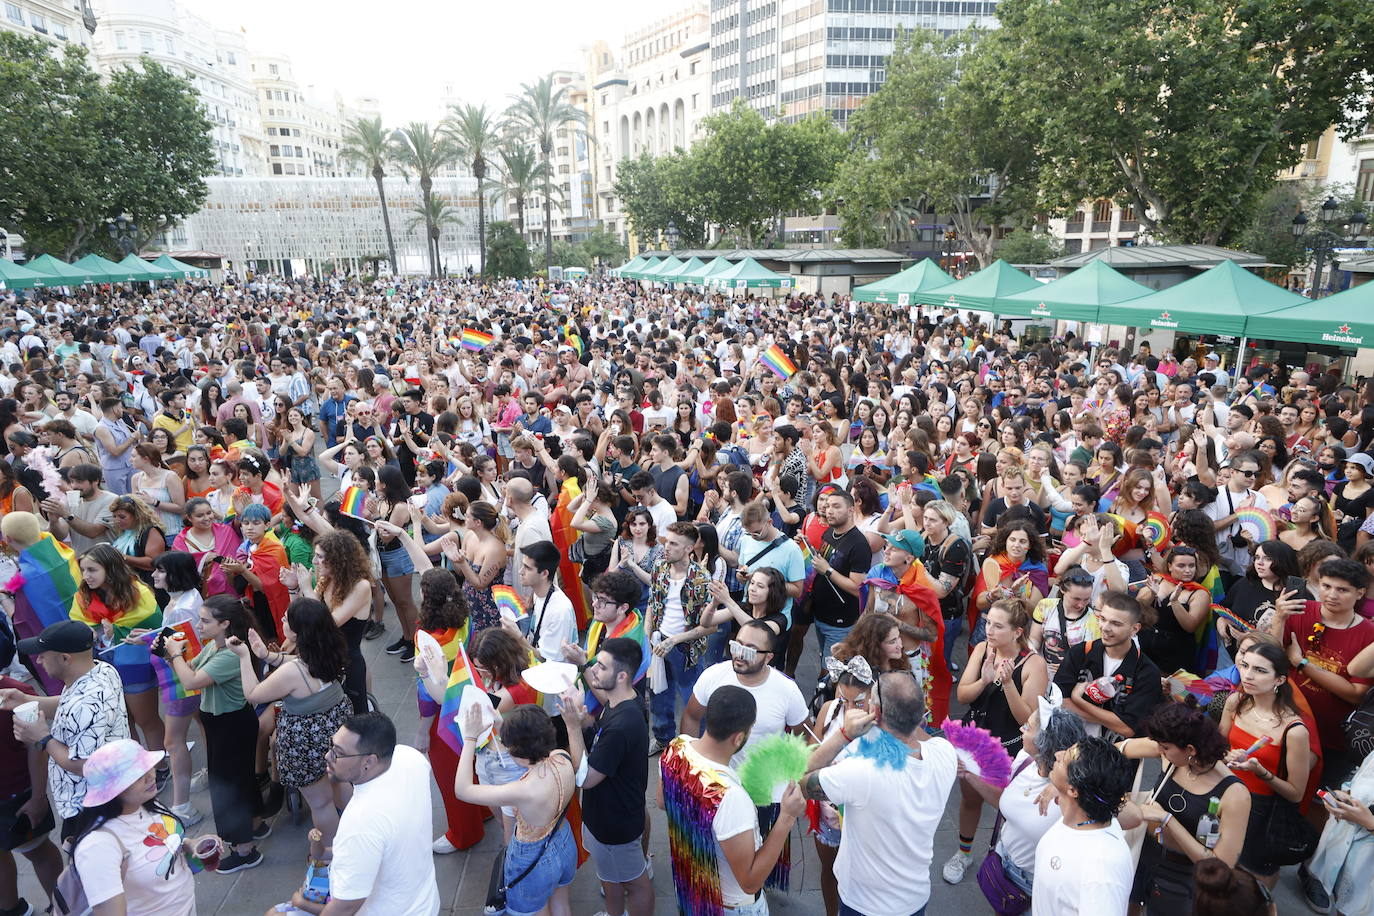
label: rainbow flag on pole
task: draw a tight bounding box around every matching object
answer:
[461,328,493,352]
[437,641,488,754]
[338,486,368,519]
[760,344,798,379]
[143,621,204,702]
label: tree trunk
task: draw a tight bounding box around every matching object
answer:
[515,193,526,242]
[421,175,437,278]
[477,177,487,276]
[374,165,398,274]
[543,176,554,273]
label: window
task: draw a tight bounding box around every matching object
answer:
[53,18,66,38]
[226,52,235,65]
[267,127,277,136]
[30,12,46,32]
[1359,159,1374,204]
[165,35,174,53]
[5,3,23,24]
[269,63,279,75]
[272,163,283,174]
[270,144,280,156]
[1092,199,1112,223]
[140,31,153,51]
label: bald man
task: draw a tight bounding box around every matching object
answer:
[507,476,552,605]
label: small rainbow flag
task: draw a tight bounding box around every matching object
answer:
[437,641,487,754]
[338,486,368,519]
[760,344,797,379]
[461,328,493,352]
[143,621,203,702]
[492,585,527,622]
[566,334,584,357]
[797,538,818,593]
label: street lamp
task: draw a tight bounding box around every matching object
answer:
[106,215,137,256]
[665,219,680,252]
[943,224,958,275]
[1292,197,1369,297]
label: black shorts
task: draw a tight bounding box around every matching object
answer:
[0,789,55,851]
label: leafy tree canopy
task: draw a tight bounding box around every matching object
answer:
[487,220,531,278]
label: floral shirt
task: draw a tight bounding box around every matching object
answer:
[50,661,130,817]
[647,558,712,665]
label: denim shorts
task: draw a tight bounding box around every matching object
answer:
[377,544,415,577]
[725,895,770,914]
[582,823,646,883]
[504,820,576,916]
[477,746,527,817]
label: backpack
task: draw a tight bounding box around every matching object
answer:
[54,829,126,916]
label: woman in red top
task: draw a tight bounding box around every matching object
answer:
[1219,639,1317,889]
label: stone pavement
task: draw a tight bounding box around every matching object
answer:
[16,594,1309,915]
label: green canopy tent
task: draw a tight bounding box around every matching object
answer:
[713,257,792,290]
[71,253,143,283]
[118,254,178,281]
[637,256,685,283]
[612,255,647,277]
[851,258,953,304]
[1098,259,1308,372]
[997,259,1155,322]
[910,259,1040,309]
[623,257,661,279]
[698,257,735,287]
[151,254,208,279]
[1242,282,1374,350]
[25,254,101,285]
[666,256,706,283]
[0,259,52,290]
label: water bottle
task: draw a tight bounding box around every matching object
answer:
[1196,797,1221,849]
[1083,673,1124,704]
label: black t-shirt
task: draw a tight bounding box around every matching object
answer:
[1336,482,1374,550]
[395,411,435,457]
[582,698,649,845]
[1051,641,1163,737]
[923,536,972,621]
[812,526,873,628]
[983,498,1047,534]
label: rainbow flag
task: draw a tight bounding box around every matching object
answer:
[461,328,493,352]
[760,344,797,379]
[71,581,162,686]
[797,538,818,594]
[437,641,488,755]
[338,486,368,519]
[492,585,527,623]
[566,334,584,357]
[143,621,203,702]
[4,533,82,695]
[583,611,650,713]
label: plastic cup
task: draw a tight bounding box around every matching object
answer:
[13,701,40,723]
[193,836,222,871]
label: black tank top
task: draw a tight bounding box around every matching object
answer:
[1155,770,1241,840]
[653,465,684,505]
[969,648,1029,753]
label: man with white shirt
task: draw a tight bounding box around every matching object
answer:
[274,712,439,915]
[52,389,98,438]
[516,541,577,663]
[1205,450,1269,577]
[802,673,958,916]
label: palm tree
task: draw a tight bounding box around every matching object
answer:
[339,116,399,274]
[407,196,463,277]
[492,143,555,243]
[389,121,458,278]
[442,102,502,277]
[506,74,589,272]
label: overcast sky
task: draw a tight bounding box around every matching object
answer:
[182,0,656,122]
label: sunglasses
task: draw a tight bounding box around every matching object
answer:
[1234,468,1258,477]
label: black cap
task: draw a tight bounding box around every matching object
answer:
[18,620,94,656]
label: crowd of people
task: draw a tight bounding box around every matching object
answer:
[5,269,1374,916]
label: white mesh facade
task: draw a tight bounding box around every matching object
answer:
[178,176,497,275]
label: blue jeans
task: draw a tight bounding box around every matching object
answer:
[650,643,699,743]
[814,621,851,664]
[943,615,964,670]
[503,820,576,916]
[703,622,731,668]
[839,903,924,916]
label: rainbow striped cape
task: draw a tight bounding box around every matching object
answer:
[71,580,162,682]
[7,533,81,636]
[662,737,729,916]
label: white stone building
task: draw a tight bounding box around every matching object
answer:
[0,0,95,48]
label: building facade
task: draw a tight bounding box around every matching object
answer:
[0,0,95,48]
[1048,199,1143,255]
[249,54,359,179]
[90,0,263,177]
[175,176,493,276]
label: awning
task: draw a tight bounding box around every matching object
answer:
[911,259,1041,309]
[118,254,178,281]
[637,256,685,282]
[665,256,707,283]
[1096,260,1306,336]
[0,259,52,290]
[24,254,101,285]
[611,255,647,276]
[851,258,953,304]
[1242,283,1374,348]
[697,257,735,286]
[70,253,144,283]
[713,257,792,289]
[997,259,1155,322]
[150,253,209,279]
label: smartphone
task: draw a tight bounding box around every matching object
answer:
[1317,789,1338,809]
[159,626,176,639]
[1285,575,1306,595]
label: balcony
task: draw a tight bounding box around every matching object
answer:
[1064,221,1084,233]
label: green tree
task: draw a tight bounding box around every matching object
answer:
[836,29,1040,267]
[340,116,399,273]
[506,74,590,273]
[492,143,546,242]
[1238,182,1365,273]
[995,228,1064,265]
[613,151,710,248]
[407,195,463,276]
[991,0,1374,245]
[550,239,588,270]
[0,34,214,259]
[487,220,531,279]
[443,102,503,276]
[580,226,627,266]
[389,121,457,277]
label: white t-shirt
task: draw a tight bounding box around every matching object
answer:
[510,511,553,605]
[528,587,577,663]
[996,751,1056,870]
[819,736,958,915]
[661,576,687,636]
[645,497,678,537]
[1031,818,1133,916]
[74,808,195,916]
[691,662,809,768]
[678,738,761,908]
[330,746,440,916]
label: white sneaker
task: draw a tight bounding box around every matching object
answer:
[431,835,457,855]
[647,737,663,757]
[171,802,204,828]
[645,852,654,880]
[942,850,972,884]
